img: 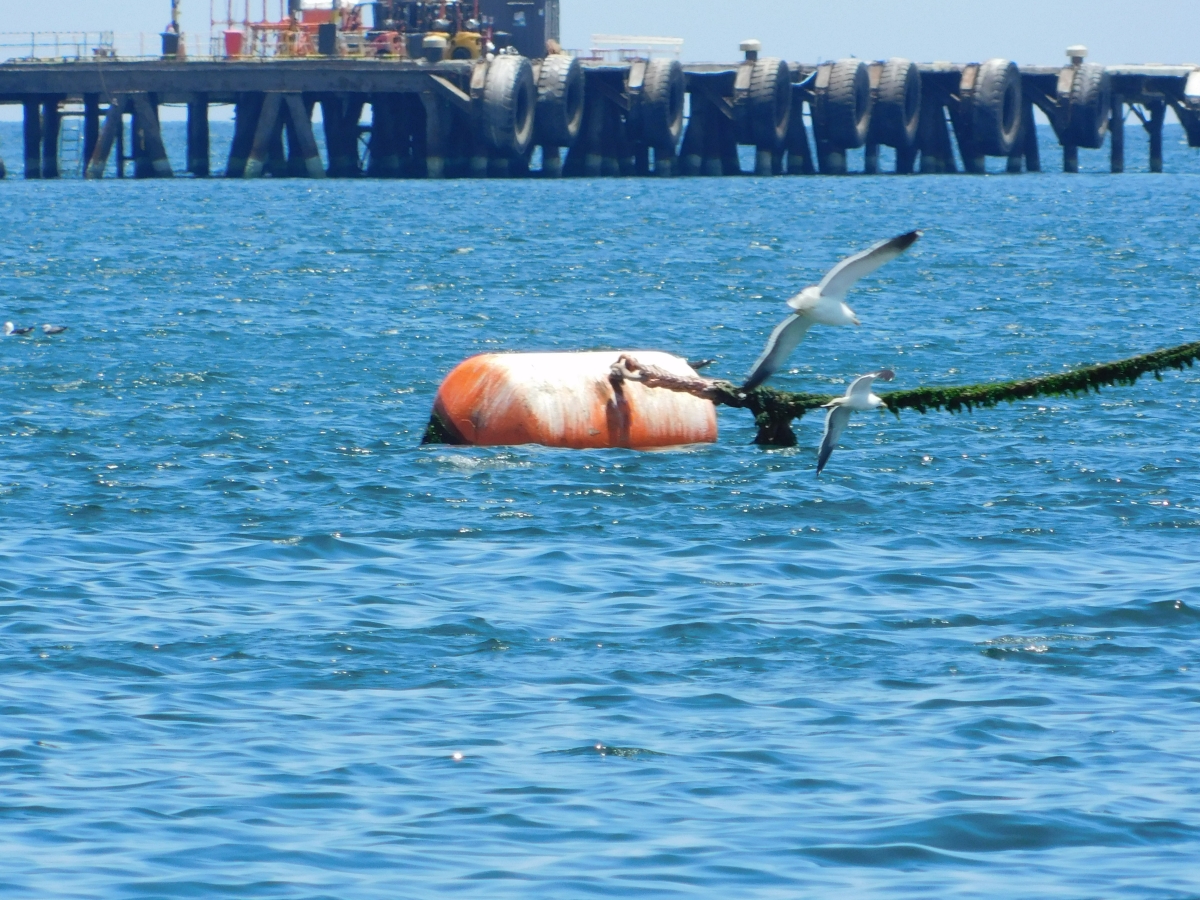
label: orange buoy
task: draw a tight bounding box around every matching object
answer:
[426,351,718,449]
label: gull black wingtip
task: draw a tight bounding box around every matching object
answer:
[741,373,769,392]
[894,230,922,250]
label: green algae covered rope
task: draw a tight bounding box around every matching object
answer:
[708,339,1200,446]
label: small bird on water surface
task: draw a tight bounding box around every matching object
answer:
[4,322,34,336]
[816,370,895,475]
[742,230,921,390]
[41,324,67,335]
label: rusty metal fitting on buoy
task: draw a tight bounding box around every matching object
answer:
[610,354,720,400]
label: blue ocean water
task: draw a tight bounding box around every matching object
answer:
[2,123,1200,898]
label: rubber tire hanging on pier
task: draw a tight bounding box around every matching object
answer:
[870,58,921,148]
[535,54,585,147]
[971,59,1022,156]
[640,59,686,149]
[484,55,537,157]
[821,59,872,148]
[1065,63,1112,149]
[746,57,792,149]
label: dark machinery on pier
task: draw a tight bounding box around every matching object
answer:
[333,0,557,60]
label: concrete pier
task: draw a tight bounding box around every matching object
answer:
[2,52,1198,180]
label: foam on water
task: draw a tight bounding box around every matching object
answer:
[1,123,1199,898]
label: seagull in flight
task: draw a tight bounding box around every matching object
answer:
[4,322,34,336]
[816,369,895,475]
[742,230,920,390]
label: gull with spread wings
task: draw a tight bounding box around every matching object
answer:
[742,230,920,390]
[816,369,894,475]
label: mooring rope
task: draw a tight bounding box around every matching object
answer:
[626,339,1200,446]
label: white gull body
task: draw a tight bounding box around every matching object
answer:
[816,369,895,475]
[742,230,920,390]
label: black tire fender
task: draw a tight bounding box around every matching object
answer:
[971,58,1021,156]
[535,54,585,147]
[820,59,871,148]
[747,56,791,149]
[640,58,685,149]
[483,55,537,156]
[1065,63,1111,149]
[869,58,920,148]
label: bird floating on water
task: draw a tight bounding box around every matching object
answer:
[742,230,921,390]
[816,369,895,475]
[4,322,34,336]
[41,324,67,335]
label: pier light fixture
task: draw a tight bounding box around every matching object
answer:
[1067,44,1088,66]
[740,39,761,62]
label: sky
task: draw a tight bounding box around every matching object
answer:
[2,0,1197,66]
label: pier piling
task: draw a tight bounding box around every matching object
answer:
[115,110,125,178]
[244,92,283,178]
[863,142,879,174]
[785,90,815,174]
[226,94,260,178]
[322,96,365,177]
[83,94,101,167]
[678,95,704,176]
[41,99,61,179]
[1008,99,1038,172]
[419,93,447,179]
[288,95,324,178]
[23,101,41,179]
[86,98,124,179]
[131,94,172,177]
[1146,99,1165,172]
[1110,96,1125,173]
[1063,142,1078,173]
[917,91,956,173]
[187,97,210,176]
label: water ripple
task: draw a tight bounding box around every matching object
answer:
[1,124,1200,897]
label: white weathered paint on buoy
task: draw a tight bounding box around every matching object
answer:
[429,351,718,449]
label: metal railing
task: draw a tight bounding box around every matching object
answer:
[2,28,683,65]
[571,34,683,63]
[1,29,416,62]
[0,31,211,62]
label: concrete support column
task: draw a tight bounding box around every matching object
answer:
[679,96,706,176]
[130,93,173,178]
[1110,95,1124,173]
[918,94,956,174]
[417,93,446,179]
[188,95,210,176]
[41,99,61,179]
[785,93,814,175]
[226,93,262,177]
[23,101,42,179]
[83,94,101,166]
[1146,99,1165,173]
[1063,143,1079,173]
[863,142,879,174]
